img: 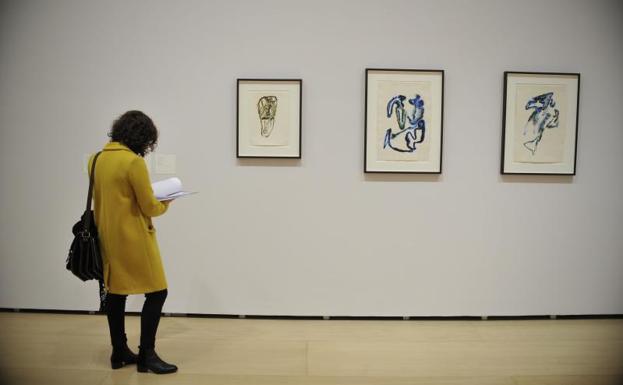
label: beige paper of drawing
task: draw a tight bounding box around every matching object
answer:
[377,80,431,162]
[513,84,567,164]
[247,90,290,147]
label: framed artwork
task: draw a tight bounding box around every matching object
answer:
[365,68,444,173]
[501,72,580,175]
[237,79,302,158]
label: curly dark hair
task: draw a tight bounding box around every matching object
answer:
[108,110,158,156]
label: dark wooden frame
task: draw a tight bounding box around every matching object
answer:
[501,71,580,175]
[364,68,444,174]
[237,78,303,159]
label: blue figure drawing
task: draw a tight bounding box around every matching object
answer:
[523,92,560,155]
[383,94,425,153]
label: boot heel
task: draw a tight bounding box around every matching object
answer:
[111,361,124,369]
[137,364,148,373]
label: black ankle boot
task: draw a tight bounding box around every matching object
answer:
[137,347,178,374]
[110,344,138,369]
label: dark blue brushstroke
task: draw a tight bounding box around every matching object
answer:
[383,94,426,153]
[523,92,560,155]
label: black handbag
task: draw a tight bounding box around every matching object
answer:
[67,151,104,282]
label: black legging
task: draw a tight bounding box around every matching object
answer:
[106,289,168,349]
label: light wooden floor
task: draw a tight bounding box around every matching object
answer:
[0,313,622,385]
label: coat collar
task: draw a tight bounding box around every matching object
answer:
[103,141,133,152]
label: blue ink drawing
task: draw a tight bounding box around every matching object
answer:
[523,92,559,155]
[383,94,425,153]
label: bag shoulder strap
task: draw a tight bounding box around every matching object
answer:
[87,151,103,211]
[82,151,102,233]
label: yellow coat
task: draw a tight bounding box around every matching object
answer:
[88,142,170,295]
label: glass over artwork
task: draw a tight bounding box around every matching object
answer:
[502,72,580,175]
[365,69,444,173]
[237,79,302,158]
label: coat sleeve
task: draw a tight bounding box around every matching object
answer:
[128,157,169,217]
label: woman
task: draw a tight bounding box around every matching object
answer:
[88,110,177,374]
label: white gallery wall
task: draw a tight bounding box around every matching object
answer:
[1,0,622,316]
